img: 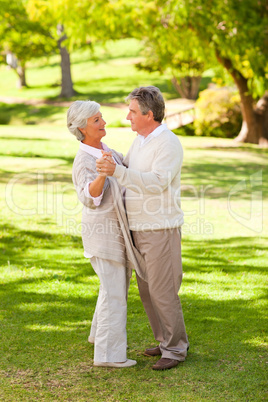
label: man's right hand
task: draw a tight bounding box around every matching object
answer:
[96,155,116,176]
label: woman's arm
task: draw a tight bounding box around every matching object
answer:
[88,174,106,197]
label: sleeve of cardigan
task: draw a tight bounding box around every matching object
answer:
[113,137,183,194]
[84,181,103,206]
[73,159,108,209]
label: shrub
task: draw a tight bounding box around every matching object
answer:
[0,103,11,124]
[194,87,242,138]
[0,113,11,125]
[107,119,130,128]
[173,123,195,137]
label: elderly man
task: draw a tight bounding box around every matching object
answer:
[96,86,189,370]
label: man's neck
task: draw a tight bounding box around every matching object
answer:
[139,122,161,138]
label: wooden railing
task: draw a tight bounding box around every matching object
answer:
[164,103,195,130]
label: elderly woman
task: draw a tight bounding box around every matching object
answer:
[67,100,143,368]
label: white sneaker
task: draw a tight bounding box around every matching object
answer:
[88,335,95,344]
[94,359,137,368]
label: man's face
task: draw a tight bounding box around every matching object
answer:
[126,99,149,135]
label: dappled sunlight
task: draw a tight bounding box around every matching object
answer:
[243,338,268,348]
[25,324,83,332]
[0,123,267,400]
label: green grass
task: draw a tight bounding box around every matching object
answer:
[0,102,129,127]
[0,125,267,401]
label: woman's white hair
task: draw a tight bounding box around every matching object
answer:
[67,100,100,141]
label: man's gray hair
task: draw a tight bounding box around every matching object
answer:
[126,86,165,123]
[67,100,100,141]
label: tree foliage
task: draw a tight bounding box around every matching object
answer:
[0,0,54,87]
[0,0,129,95]
[126,0,268,144]
[132,2,215,99]
[26,0,130,97]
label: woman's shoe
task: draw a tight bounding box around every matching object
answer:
[88,335,95,344]
[94,359,137,368]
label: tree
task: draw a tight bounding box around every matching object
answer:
[127,0,268,145]
[186,0,268,145]
[0,0,54,88]
[26,0,129,98]
[136,30,213,99]
[26,0,78,97]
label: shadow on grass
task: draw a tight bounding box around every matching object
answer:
[1,141,267,199]
[194,145,268,155]
[0,220,266,399]
[181,236,268,275]
[182,159,268,199]
[0,136,50,142]
[0,151,73,163]
[0,169,73,185]
[0,103,66,125]
[0,222,82,266]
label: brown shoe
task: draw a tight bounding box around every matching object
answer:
[144,346,161,357]
[152,358,179,370]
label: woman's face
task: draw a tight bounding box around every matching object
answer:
[81,111,106,143]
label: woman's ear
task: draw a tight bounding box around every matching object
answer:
[78,127,85,135]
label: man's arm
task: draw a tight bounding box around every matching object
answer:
[96,139,183,194]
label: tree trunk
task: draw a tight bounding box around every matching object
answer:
[57,25,75,98]
[172,76,201,99]
[16,65,27,88]
[216,51,268,146]
[231,73,259,144]
[171,77,185,98]
[255,93,268,146]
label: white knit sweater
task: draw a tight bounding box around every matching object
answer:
[113,129,184,231]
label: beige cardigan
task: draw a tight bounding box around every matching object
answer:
[72,147,146,280]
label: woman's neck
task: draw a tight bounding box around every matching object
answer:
[82,139,102,149]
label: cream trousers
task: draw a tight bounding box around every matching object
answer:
[90,257,127,363]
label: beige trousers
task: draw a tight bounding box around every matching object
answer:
[132,228,189,361]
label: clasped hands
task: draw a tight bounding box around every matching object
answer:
[96,151,116,177]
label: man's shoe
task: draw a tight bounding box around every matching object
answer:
[152,358,179,370]
[144,345,189,356]
[88,335,95,344]
[144,346,161,357]
[94,359,137,368]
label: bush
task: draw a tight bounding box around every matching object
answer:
[194,87,242,138]
[173,123,195,137]
[0,104,11,125]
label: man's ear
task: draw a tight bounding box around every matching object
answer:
[147,110,154,121]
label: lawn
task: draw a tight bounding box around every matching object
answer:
[0,124,267,401]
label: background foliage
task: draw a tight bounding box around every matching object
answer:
[194,87,242,138]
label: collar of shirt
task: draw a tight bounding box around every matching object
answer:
[79,141,110,158]
[138,123,168,147]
